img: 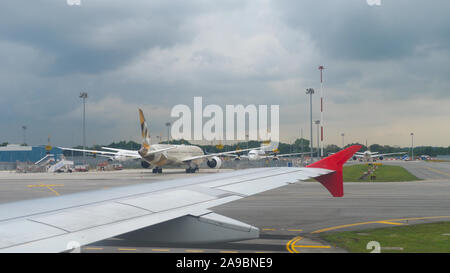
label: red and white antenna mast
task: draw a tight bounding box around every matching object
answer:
[318,65,325,157]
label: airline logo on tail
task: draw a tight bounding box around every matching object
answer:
[138,109,151,150]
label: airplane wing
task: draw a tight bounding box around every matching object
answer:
[271,152,313,158]
[353,154,364,158]
[370,152,406,158]
[101,147,139,153]
[59,147,117,156]
[181,147,261,162]
[102,146,177,156]
[60,147,141,159]
[0,145,361,253]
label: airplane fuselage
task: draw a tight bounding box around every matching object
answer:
[247,149,267,160]
[141,144,204,167]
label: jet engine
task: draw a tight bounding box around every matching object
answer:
[378,156,384,160]
[207,156,222,169]
[353,156,357,160]
[272,157,279,161]
[141,161,151,168]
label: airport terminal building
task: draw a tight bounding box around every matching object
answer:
[0,144,63,163]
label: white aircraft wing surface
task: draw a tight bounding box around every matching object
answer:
[269,152,313,158]
[59,147,141,159]
[181,147,261,162]
[0,145,361,253]
[59,147,117,156]
[102,146,177,156]
[370,152,406,158]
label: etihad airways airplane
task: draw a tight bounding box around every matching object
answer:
[229,142,313,161]
[353,150,407,162]
[0,145,362,252]
[61,109,258,173]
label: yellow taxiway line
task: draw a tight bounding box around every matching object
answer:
[311,216,450,234]
[286,215,450,253]
[27,183,64,196]
[84,247,104,250]
[294,245,331,249]
[423,166,450,178]
[185,249,204,253]
[286,236,331,253]
[286,236,302,253]
[151,248,170,252]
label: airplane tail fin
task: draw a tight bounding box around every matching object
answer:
[261,140,279,153]
[306,145,362,197]
[138,109,151,150]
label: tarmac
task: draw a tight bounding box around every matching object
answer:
[1,160,450,253]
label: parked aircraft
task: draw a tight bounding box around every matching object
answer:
[61,109,258,173]
[353,150,406,162]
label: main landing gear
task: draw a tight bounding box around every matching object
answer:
[152,167,163,173]
[185,167,199,173]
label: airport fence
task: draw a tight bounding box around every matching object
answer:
[0,162,16,171]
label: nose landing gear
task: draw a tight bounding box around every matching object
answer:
[185,167,199,173]
[152,167,163,173]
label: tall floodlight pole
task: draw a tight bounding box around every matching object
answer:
[79,92,88,165]
[411,132,414,161]
[300,128,304,164]
[165,122,171,143]
[246,134,249,150]
[341,133,345,149]
[318,65,325,158]
[22,126,27,145]
[306,88,314,160]
[315,120,320,160]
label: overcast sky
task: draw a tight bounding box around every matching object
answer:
[1,0,449,147]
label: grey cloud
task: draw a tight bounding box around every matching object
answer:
[273,0,450,61]
[0,1,449,147]
[0,1,221,75]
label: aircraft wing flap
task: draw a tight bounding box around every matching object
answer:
[0,219,67,249]
[29,202,150,233]
[118,189,217,212]
[201,168,294,188]
[216,174,296,196]
[199,212,254,232]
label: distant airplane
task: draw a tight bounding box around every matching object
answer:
[61,109,257,173]
[353,150,406,162]
[224,141,312,161]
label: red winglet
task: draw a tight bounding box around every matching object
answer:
[306,145,362,197]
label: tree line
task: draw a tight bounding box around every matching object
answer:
[65,139,450,157]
